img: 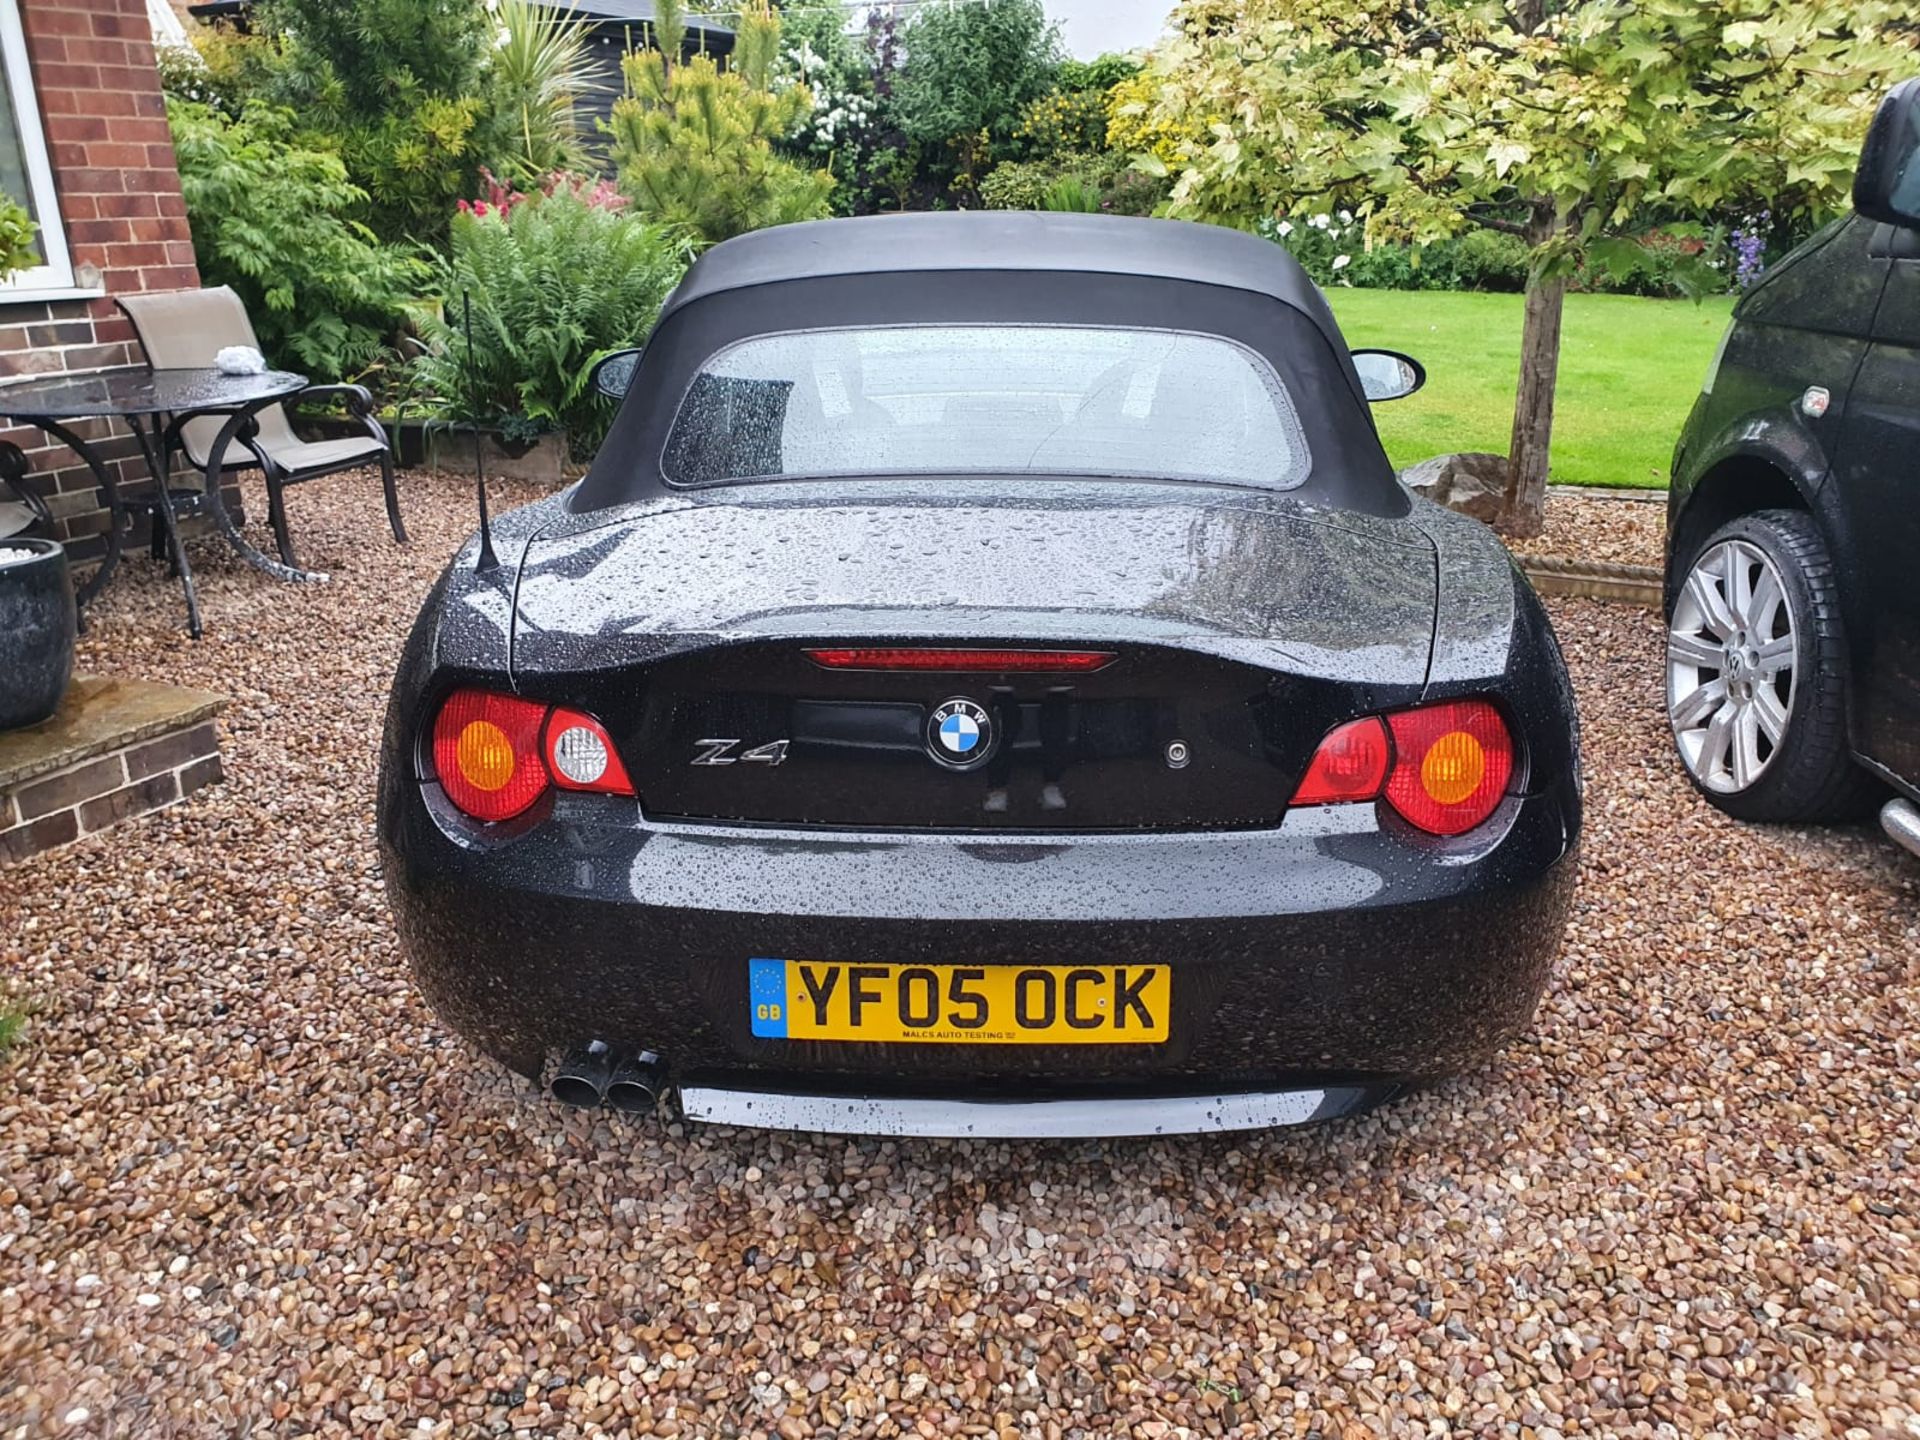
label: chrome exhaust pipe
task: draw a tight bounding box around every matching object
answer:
[605,1051,665,1113]
[550,1040,616,1108]
[1882,799,1920,860]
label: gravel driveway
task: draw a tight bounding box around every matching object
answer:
[3,471,1915,1439]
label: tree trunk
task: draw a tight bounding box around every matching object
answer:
[1502,207,1565,539]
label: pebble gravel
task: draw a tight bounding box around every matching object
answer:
[1507,492,1667,571]
[2,470,1916,1439]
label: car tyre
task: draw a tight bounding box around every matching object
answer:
[1665,509,1880,822]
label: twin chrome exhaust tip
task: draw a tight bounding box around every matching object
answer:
[551,1042,666,1113]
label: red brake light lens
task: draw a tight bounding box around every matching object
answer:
[1291,716,1391,805]
[544,707,635,795]
[1290,700,1515,837]
[805,647,1116,673]
[432,688,552,822]
[1384,699,1514,836]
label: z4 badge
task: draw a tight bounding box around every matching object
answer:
[691,738,791,767]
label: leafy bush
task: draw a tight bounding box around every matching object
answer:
[893,0,1060,159]
[1006,86,1110,161]
[0,190,37,279]
[1100,165,1172,218]
[1105,70,1194,173]
[1580,227,1728,298]
[978,158,1068,211]
[253,0,489,247]
[168,99,425,381]
[1057,54,1139,96]
[775,7,878,211]
[1449,229,1532,291]
[410,178,690,449]
[609,0,833,246]
[979,152,1167,217]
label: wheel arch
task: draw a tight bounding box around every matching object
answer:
[1665,451,1834,615]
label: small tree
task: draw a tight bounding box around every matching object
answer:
[893,0,1061,184]
[607,0,833,246]
[480,0,596,183]
[1145,0,1916,535]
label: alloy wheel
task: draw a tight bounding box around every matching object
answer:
[1666,539,1798,794]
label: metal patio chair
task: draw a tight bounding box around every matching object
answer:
[117,286,406,568]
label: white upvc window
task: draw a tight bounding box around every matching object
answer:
[0,0,81,298]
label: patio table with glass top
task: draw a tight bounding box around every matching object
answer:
[0,366,321,639]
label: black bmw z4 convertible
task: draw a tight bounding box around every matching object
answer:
[378,213,1584,1138]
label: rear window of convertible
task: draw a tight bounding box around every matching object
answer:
[661,325,1312,489]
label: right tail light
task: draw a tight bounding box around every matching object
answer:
[1292,699,1515,836]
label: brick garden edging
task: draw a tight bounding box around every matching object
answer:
[1520,556,1664,607]
[0,675,225,865]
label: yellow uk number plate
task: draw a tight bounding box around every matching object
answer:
[748,959,1170,1044]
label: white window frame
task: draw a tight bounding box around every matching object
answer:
[0,0,84,299]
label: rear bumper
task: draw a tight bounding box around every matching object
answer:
[382,779,1579,1109]
[677,1083,1392,1138]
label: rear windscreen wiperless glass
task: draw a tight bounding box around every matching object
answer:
[661,325,1313,489]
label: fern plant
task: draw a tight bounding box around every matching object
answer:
[410,178,690,450]
[168,99,426,381]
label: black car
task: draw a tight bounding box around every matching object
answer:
[378,213,1583,1138]
[1666,78,1920,858]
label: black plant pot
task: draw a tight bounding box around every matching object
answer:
[0,538,76,731]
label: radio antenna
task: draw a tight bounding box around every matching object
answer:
[464,289,499,574]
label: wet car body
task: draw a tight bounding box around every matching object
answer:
[378,213,1582,1137]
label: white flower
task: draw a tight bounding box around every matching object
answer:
[1338,209,1353,223]
[1332,254,1350,270]
[1277,220,1294,237]
[1309,213,1330,230]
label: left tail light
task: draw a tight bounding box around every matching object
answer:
[430,688,634,823]
[1291,698,1515,837]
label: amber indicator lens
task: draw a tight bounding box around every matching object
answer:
[1291,699,1514,837]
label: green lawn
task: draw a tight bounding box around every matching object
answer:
[1326,288,1735,489]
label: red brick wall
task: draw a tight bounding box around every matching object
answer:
[1,0,204,563]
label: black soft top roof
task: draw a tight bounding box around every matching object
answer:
[660,212,1345,347]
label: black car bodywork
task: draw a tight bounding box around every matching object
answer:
[1666,78,1920,845]
[379,214,1583,1137]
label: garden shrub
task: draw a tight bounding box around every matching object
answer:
[893,0,1060,181]
[609,0,833,246]
[775,12,878,214]
[978,159,1067,211]
[1056,54,1139,97]
[256,0,490,247]
[1005,86,1110,162]
[1449,229,1531,292]
[0,190,37,279]
[168,99,426,382]
[409,177,690,451]
[1104,70,1195,173]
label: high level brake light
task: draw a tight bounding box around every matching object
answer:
[1291,698,1515,837]
[804,647,1116,673]
[430,688,635,822]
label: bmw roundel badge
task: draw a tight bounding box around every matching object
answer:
[927,698,993,768]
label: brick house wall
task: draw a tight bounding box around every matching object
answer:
[2,0,203,566]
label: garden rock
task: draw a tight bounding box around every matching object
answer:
[1400,451,1511,525]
